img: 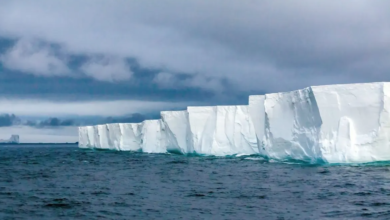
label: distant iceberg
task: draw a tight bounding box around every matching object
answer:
[0,135,20,144]
[79,82,390,164]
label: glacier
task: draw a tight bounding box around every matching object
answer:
[79,82,390,164]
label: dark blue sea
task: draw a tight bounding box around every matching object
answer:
[1,145,390,219]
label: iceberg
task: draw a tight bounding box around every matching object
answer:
[78,82,390,164]
[0,135,20,144]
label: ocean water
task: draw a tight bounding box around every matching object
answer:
[1,145,390,219]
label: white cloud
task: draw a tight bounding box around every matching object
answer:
[80,57,132,82]
[0,38,70,76]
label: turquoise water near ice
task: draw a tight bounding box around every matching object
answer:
[1,145,390,219]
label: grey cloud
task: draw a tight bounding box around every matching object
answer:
[31,113,152,127]
[100,113,149,124]
[0,0,389,94]
[0,38,70,76]
[0,115,76,128]
[0,112,156,128]
[35,118,75,127]
[153,72,223,91]
[0,114,21,127]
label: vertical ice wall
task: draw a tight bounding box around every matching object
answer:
[79,106,258,156]
[119,123,142,151]
[93,126,101,149]
[187,106,258,156]
[78,127,89,148]
[78,82,390,163]
[78,120,166,153]
[262,88,323,162]
[187,107,216,154]
[312,83,390,163]
[140,120,165,153]
[379,83,390,160]
[107,123,121,151]
[248,95,266,154]
[161,111,193,154]
[213,106,258,156]
[97,125,110,149]
[247,82,390,163]
[85,126,96,147]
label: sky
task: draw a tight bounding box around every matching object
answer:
[0,0,389,142]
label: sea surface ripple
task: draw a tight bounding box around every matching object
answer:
[1,145,390,219]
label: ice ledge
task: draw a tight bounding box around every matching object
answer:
[79,82,390,164]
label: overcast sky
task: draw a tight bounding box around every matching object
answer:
[0,0,389,142]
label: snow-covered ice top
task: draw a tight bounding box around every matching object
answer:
[79,82,390,164]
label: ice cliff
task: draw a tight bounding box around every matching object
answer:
[79,82,390,164]
[80,106,257,156]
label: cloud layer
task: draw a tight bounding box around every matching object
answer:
[1,0,389,94]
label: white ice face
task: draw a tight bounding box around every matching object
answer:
[107,123,121,151]
[78,120,164,153]
[140,120,165,153]
[187,106,258,156]
[119,123,142,152]
[261,87,323,163]
[248,82,390,163]
[312,83,390,163]
[161,110,193,154]
[78,82,390,164]
[78,127,89,148]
